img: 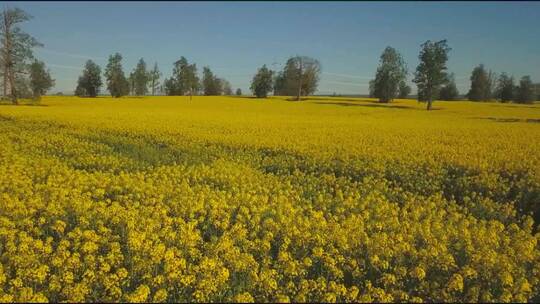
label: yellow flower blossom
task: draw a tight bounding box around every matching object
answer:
[0,96,538,302]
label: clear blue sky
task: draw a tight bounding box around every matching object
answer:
[6,1,540,95]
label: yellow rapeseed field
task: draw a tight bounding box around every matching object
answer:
[0,95,539,302]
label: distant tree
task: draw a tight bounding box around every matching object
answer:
[167,57,187,95]
[250,64,274,98]
[164,78,176,96]
[236,88,242,96]
[487,70,497,101]
[29,60,54,100]
[213,78,223,95]
[0,7,43,104]
[104,53,129,98]
[183,61,199,100]
[417,87,431,102]
[166,57,199,99]
[131,58,149,96]
[467,64,495,101]
[368,79,376,98]
[202,67,213,95]
[398,82,411,99]
[439,73,459,101]
[371,46,407,103]
[495,72,515,103]
[149,62,161,96]
[222,79,233,95]
[273,71,286,96]
[413,40,451,110]
[515,75,535,104]
[128,72,135,95]
[74,79,86,97]
[14,77,32,99]
[282,56,321,100]
[75,60,102,97]
[202,66,222,95]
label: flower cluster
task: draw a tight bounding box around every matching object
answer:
[0,96,538,302]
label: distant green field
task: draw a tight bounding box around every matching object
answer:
[0,96,539,302]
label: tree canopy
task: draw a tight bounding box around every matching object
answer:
[250,64,274,98]
[165,57,199,98]
[29,59,54,100]
[0,7,43,103]
[398,82,411,99]
[413,40,451,110]
[495,73,515,103]
[131,58,149,96]
[75,60,102,97]
[104,53,129,98]
[467,64,495,101]
[515,75,535,104]
[202,66,222,96]
[222,79,233,95]
[439,73,459,101]
[371,46,407,103]
[282,56,321,100]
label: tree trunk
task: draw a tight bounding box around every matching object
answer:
[2,12,6,99]
[296,78,302,101]
[3,11,17,104]
[7,57,16,104]
[296,58,302,101]
[426,86,433,110]
[3,65,7,98]
[8,69,16,104]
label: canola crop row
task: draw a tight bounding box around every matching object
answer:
[0,96,539,302]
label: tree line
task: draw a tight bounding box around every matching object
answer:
[74,55,235,99]
[73,53,321,101]
[466,64,536,103]
[366,41,537,109]
[253,48,444,106]
[250,56,321,101]
[251,42,537,110]
[1,7,538,110]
